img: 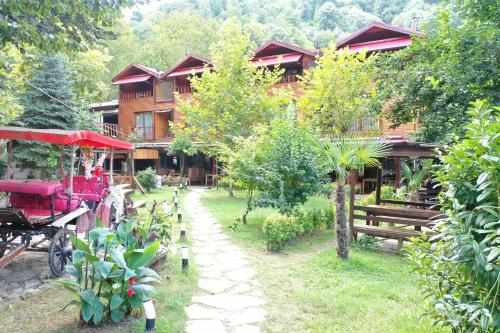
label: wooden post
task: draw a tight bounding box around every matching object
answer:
[394,157,401,188]
[68,145,77,195]
[375,167,382,205]
[348,170,356,243]
[4,140,13,180]
[109,148,115,186]
[59,145,66,180]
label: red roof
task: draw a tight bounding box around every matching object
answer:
[161,54,212,79]
[167,66,208,77]
[112,64,163,83]
[113,74,152,85]
[252,53,303,66]
[336,22,424,49]
[346,37,412,53]
[0,127,133,150]
[254,40,317,58]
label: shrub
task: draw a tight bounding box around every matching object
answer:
[360,185,400,206]
[136,167,157,192]
[353,235,379,250]
[262,213,302,251]
[59,221,160,326]
[263,205,335,250]
[406,101,500,332]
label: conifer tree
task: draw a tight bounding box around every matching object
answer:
[15,55,76,172]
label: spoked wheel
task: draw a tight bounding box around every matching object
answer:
[0,234,7,258]
[48,228,74,277]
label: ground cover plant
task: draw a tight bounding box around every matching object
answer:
[202,188,448,332]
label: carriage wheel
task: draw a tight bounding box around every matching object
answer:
[48,228,74,277]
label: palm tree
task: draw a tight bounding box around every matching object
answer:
[400,159,433,201]
[316,134,390,259]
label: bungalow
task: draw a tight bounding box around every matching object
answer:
[91,22,425,188]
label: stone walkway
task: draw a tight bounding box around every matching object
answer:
[184,189,267,333]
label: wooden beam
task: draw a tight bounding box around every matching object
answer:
[352,214,433,227]
[4,140,13,180]
[394,157,401,188]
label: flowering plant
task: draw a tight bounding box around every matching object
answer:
[58,221,160,325]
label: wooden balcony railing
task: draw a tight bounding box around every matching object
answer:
[98,123,120,138]
[279,74,299,84]
[120,90,153,101]
[175,85,195,94]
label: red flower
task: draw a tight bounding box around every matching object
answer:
[128,287,134,298]
[128,277,135,285]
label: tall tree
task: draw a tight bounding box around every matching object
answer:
[299,45,381,259]
[376,6,499,142]
[0,0,135,51]
[179,20,291,153]
[299,46,376,136]
[14,55,77,171]
[166,130,198,186]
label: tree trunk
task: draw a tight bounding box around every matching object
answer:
[228,180,234,197]
[179,154,185,187]
[335,177,349,259]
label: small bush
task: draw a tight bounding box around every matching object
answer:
[263,205,335,250]
[360,185,400,206]
[353,234,379,250]
[136,167,157,192]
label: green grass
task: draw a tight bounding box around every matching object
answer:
[0,187,196,333]
[202,188,449,333]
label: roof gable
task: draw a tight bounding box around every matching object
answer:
[161,54,212,79]
[112,64,163,82]
[336,22,424,49]
[254,40,317,58]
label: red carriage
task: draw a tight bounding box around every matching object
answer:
[0,127,133,276]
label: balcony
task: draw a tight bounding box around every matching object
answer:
[98,123,120,138]
[120,90,153,101]
[278,74,299,84]
[175,85,195,94]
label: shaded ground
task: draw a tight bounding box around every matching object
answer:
[0,187,197,333]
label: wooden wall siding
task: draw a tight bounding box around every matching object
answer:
[379,117,417,137]
[118,94,175,139]
[135,149,159,159]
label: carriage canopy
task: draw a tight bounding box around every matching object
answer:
[0,126,133,150]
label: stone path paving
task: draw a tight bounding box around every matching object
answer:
[184,189,266,333]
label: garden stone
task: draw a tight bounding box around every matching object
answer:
[192,294,265,311]
[227,307,267,326]
[186,304,224,320]
[234,325,260,333]
[198,278,234,294]
[186,319,226,333]
[184,189,266,332]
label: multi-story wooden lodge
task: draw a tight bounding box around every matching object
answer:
[91,22,425,188]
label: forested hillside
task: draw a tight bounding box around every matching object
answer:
[105,0,439,97]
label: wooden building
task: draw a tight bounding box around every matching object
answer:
[92,22,425,186]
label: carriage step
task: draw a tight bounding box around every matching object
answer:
[132,200,147,209]
[0,244,27,268]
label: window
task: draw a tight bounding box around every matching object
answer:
[156,80,174,102]
[135,112,153,140]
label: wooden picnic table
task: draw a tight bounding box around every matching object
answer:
[363,205,440,220]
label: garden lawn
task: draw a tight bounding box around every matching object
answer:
[202,189,449,333]
[0,187,196,333]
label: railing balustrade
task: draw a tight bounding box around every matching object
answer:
[120,90,153,100]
